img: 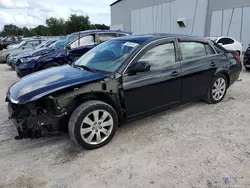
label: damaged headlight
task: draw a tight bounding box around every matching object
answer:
[21,56,40,63]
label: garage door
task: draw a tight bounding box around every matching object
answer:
[210,7,250,50]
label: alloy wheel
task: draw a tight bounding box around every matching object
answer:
[212,78,226,101]
[80,110,114,145]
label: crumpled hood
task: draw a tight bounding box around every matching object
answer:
[19,47,51,58]
[8,65,110,104]
[9,49,33,57]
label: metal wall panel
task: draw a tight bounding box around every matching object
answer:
[210,10,223,36]
[242,7,250,49]
[192,0,209,36]
[161,2,171,33]
[129,0,208,35]
[140,6,154,34]
[222,9,233,36]
[228,8,242,42]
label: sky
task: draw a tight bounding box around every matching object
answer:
[0,0,115,29]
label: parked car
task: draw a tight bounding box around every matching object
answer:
[15,30,130,77]
[6,34,242,149]
[6,40,57,69]
[0,36,20,50]
[208,36,243,55]
[0,39,45,63]
[244,44,250,70]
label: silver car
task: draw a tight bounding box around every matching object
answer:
[0,39,45,62]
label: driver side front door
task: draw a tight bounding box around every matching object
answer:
[122,39,182,118]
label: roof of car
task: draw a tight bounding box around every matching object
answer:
[71,30,130,35]
[110,0,122,6]
[112,34,208,43]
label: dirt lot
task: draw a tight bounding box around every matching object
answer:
[0,64,250,188]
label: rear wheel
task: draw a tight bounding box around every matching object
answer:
[205,74,228,104]
[68,100,118,149]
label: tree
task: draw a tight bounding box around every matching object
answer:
[65,14,91,34]
[1,24,21,36]
[45,17,66,36]
[91,24,109,30]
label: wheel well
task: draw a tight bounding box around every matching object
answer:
[74,93,122,122]
[220,72,230,87]
[6,54,10,60]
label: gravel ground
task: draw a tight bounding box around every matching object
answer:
[0,64,250,188]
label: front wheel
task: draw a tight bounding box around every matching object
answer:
[68,100,118,149]
[205,74,228,104]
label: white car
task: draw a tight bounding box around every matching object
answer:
[208,36,243,55]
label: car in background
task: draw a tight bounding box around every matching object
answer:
[6,34,242,149]
[208,36,243,55]
[15,30,130,77]
[0,36,21,50]
[6,40,57,68]
[0,39,46,63]
[244,44,250,70]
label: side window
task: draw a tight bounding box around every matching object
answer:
[24,41,38,48]
[98,33,118,43]
[138,42,176,71]
[205,44,215,55]
[217,37,234,45]
[6,37,13,42]
[180,42,206,60]
[117,33,128,37]
[70,35,94,49]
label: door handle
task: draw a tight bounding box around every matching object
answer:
[170,71,180,77]
[210,62,216,67]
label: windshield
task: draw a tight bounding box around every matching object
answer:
[34,43,45,50]
[16,41,26,48]
[49,38,67,49]
[74,40,139,72]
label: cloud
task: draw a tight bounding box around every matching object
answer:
[27,0,53,12]
[0,0,114,29]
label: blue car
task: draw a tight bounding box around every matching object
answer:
[15,30,130,77]
[7,39,57,68]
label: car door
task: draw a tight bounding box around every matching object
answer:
[122,39,182,117]
[68,35,96,61]
[179,40,218,101]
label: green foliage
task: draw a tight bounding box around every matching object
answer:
[0,14,110,37]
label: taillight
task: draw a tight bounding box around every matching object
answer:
[234,54,241,62]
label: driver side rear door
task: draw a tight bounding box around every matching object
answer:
[122,39,182,118]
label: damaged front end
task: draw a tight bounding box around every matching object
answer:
[7,97,67,139]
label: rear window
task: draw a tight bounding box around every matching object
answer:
[212,42,229,53]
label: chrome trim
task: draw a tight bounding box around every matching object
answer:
[9,96,19,104]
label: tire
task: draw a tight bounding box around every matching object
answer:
[41,62,59,70]
[68,100,118,149]
[205,74,228,104]
[246,67,250,71]
[237,50,241,56]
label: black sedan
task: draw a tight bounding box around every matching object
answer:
[244,44,250,70]
[6,34,242,149]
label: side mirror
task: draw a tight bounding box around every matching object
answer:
[218,43,223,46]
[127,61,150,75]
[66,45,71,50]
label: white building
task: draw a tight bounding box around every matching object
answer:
[110,0,250,49]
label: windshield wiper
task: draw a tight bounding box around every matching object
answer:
[74,64,96,72]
